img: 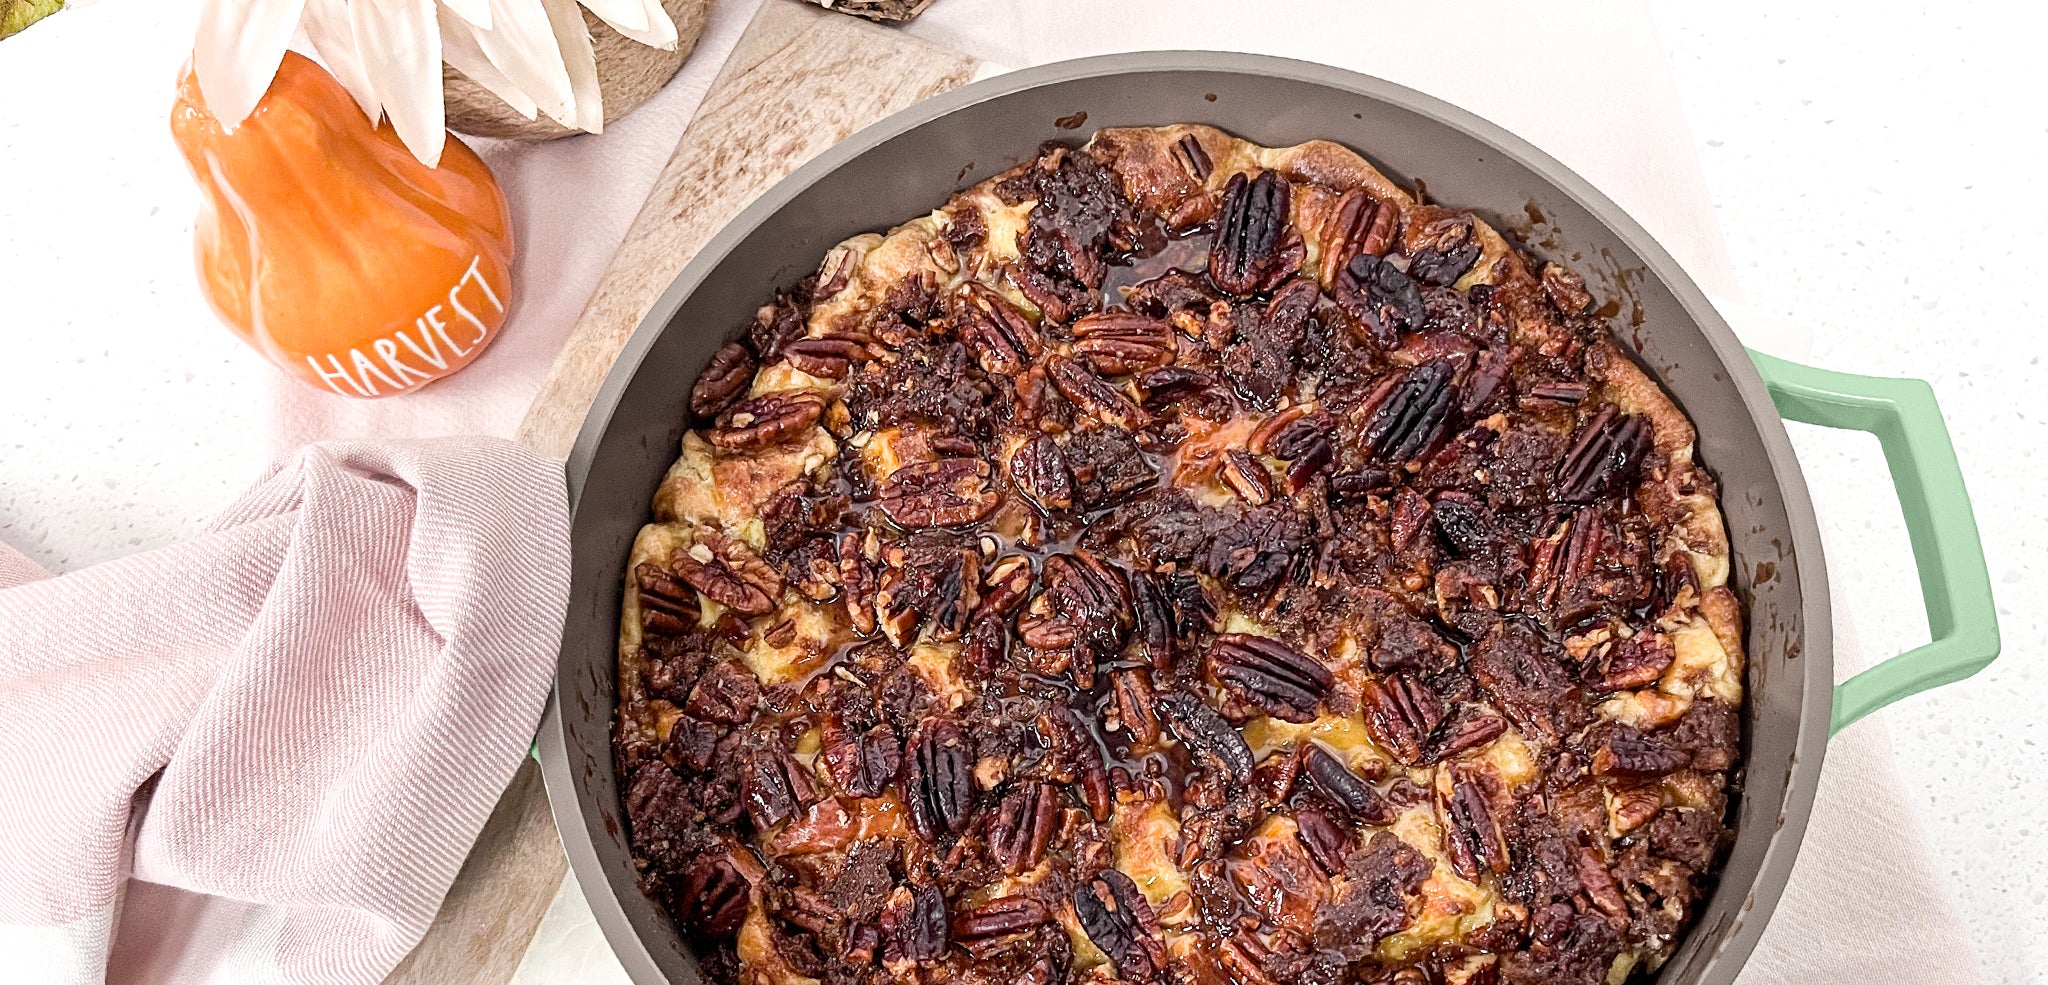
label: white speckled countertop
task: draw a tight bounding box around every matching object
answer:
[1,0,2040,981]
[1656,3,2043,981]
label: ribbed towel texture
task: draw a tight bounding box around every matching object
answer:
[0,438,570,985]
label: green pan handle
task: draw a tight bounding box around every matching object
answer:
[1747,349,2000,735]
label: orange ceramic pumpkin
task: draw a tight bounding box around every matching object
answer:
[171,51,516,398]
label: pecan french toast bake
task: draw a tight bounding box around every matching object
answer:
[614,125,1744,985]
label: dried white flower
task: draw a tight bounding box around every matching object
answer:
[194,0,677,166]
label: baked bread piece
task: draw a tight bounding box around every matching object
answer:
[614,125,1743,985]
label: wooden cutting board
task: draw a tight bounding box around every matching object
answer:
[382,5,980,983]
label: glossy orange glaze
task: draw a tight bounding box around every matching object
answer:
[170,52,515,398]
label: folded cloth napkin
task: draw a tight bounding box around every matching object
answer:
[0,438,570,985]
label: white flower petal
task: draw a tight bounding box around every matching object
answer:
[573,0,645,35]
[193,0,311,128]
[350,0,446,166]
[590,0,675,50]
[538,0,603,133]
[441,0,494,31]
[467,0,577,126]
[300,0,382,121]
[440,5,538,120]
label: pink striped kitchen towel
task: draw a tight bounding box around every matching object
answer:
[0,438,570,985]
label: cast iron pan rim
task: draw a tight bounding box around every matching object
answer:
[541,49,1835,985]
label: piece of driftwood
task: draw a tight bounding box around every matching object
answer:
[802,0,936,22]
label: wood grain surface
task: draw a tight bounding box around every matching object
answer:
[517,0,982,457]
[386,6,979,982]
